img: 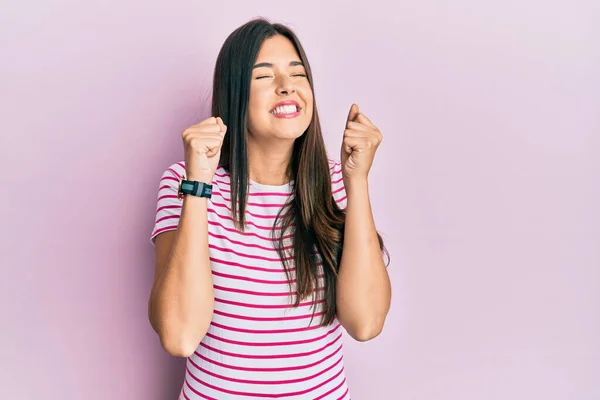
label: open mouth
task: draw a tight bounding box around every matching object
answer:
[270,104,301,116]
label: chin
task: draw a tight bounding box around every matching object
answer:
[271,121,310,140]
[275,129,306,140]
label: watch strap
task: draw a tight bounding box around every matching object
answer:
[178,178,213,199]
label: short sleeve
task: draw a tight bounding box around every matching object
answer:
[329,159,347,210]
[150,162,186,244]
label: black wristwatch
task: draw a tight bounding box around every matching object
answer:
[177,175,213,200]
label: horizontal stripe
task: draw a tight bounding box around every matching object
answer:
[157,194,178,202]
[332,185,345,195]
[208,208,284,231]
[210,199,292,219]
[211,270,324,285]
[156,204,181,213]
[187,354,343,385]
[186,362,344,398]
[210,190,289,208]
[210,256,287,273]
[155,214,178,225]
[218,186,294,197]
[210,320,327,335]
[214,297,323,309]
[213,309,324,322]
[184,378,215,400]
[209,232,292,252]
[211,270,292,285]
[208,220,293,242]
[213,180,293,197]
[229,190,293,199]
[151,224,178,237]
[167,167,183,179]
[194,342,343,373]
[213,284,324,297]
[315,378,348,400]
[209,244,292,264]
[209,255,322,274]
[200,332,341,359]
[161,175,179,183]
[205,323,341,347]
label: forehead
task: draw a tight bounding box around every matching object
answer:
[255,35,301,63]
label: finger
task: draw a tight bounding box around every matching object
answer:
[343,136,372,148]
[197,117,218,126]
[346,121,372,131]
[342,137,371,153]
[184,124,222,136]
[189,136,223,147]
[356,112,376,129]
[344,129,382,148]
[190,137,223,154]
[206,146,222,157]
[343,129,368,138]
[200,124,223,133]
[343,128,381,139]
[186,133,224,143]
[216,117,228,135]
[346,103,359,123]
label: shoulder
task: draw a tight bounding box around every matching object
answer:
[159,161,186,180]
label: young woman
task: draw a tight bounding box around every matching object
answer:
[149,18,391,400]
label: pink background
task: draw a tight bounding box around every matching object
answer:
[1,1,598,399]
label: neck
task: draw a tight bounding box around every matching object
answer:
[247,137,295,186]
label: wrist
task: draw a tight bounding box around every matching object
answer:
[178,173,214,200]
[343,177,369,192]
[186,172,214,184]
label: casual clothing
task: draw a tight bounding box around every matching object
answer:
[151,159,350,399]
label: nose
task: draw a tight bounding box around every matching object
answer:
[275,75,295,96]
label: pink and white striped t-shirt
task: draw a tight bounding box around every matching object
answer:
[150,159,350,400]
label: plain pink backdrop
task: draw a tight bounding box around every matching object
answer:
[1,1,598,399]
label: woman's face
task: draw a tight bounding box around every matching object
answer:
[247,35,314,141]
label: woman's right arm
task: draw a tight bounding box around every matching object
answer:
[149,194,214,358]
[148,116,227,357]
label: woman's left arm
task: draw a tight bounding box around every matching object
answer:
[336,104,392,341]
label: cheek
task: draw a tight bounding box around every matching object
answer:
[248,87,268,128]
[301,85,314,108]
[303,91,314,116]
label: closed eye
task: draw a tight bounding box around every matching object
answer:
[255,73,307,80]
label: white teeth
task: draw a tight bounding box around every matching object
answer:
[272,105,298,115]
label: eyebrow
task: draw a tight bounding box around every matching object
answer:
[253,61,304,69]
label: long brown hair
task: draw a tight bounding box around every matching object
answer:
[212,18,388,326]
